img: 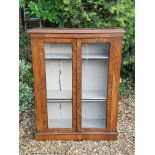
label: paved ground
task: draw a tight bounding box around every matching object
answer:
[19,95,135,155]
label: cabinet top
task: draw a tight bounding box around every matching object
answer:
[27,28,125,34]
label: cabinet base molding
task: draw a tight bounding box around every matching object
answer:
[35,132,118,140]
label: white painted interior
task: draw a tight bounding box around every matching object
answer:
[47,90,106,100]
[47,101,72,119]
[82,60,108,93]
[82,101,106,128]
[81,43,109,128]
[45,53,108,60]
[82,101,106,119]
[82,119,106,128]
[45,60,72,92]
[45,44,72,128]
[44,43,109,129]
[83,53,109,59]
[48,119,72,128]
[44,43,72,55]
[82,43,109,55]
[47,101,72,128]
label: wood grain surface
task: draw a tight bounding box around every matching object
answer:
[29,29,125,140]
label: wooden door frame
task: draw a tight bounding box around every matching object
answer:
[31,38,77,133]
[76,38,122,132]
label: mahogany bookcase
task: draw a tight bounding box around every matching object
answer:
[27,29,125,140]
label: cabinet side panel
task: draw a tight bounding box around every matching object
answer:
[31,41,44,132]
[39,45,48,130]
[107,38,122,131]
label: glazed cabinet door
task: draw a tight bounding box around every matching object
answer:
[34,39,77,132]
[77,38,119,132]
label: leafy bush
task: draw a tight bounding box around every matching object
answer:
[20,0,135,96]
[26,0,135,93]
[19,82,33,112]
[19,26,32,62]
[19,60,33,112]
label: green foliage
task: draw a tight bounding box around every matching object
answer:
[19,0,25,8]
[21,0,135,96]
[20,0,30,8]
[120,78,134,96]
[19,81,33,112]
[19,60,33,86]
[19,25,34,112]
[19,26,32,62]
[19,58,33,112]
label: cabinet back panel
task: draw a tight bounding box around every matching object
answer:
[47,102,72,119]
[82,101,106,119]
[45,60,72,91]
[82,60,108,92]
[81,43,109,129]
[44,43,72,54]
[44,43,73,128]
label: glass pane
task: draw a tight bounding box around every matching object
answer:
[82,43,109,128]
[44,43,72,128]
[82,101,106,128]
[47,101,72,128]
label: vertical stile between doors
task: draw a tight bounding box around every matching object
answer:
[72,39,77,131]
[76,39,82,131]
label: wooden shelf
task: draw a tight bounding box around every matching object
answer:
[48,119,72,128]
[45,53,72,60]
[47,90,107,101]
[47,90,72,100]
[82,119,106,128]
[48,119,106,128]
[82,90,107,100]
[45,53,109,60]
[82,53,109,59]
